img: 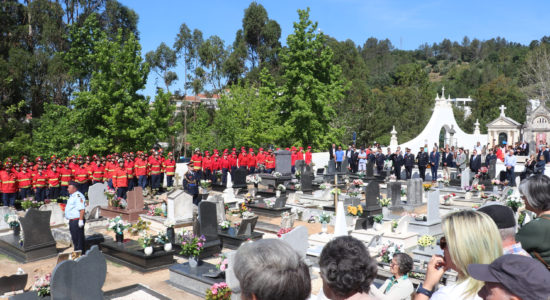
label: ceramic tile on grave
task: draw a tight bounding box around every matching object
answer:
[168,261,225,298]
[217,216,263,249]
[100,187,147,222]
[0,209,57,263]
[100,239,175,273]
[246,197,291,217]
[408,190,443,236]
[351,228,418,250]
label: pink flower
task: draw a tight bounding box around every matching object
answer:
[220,264,226,271]
[198,242,203,248]
[219,282,228,288]
[211,286,218,295]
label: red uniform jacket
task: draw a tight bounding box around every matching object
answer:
[17,171,33,189]
[33,171,48,189]
[58,166,73,186]
[305,151,312,165]
[113,166,129,188]
[91,164,105,182]
[134,158,148,176]
[47,170,61,187]
[247,154,256,168]
[0,171,18,193]
[164,159,176,176]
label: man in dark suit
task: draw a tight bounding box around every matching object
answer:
[416,147,429,181]
[392,147,404,180]
[404,148,415,179]
[375,148,385,175]
[429,147,440,182]
[329,143,337,161]
[485,149,497,167]
[470,149,482,174]
[544,145,550,163]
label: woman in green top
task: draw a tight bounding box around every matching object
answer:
[517,174,550,269]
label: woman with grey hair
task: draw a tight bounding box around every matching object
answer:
[319,236,378,299]
[369,253,414,299]
[233,239,311,300]
[517,174,550,268]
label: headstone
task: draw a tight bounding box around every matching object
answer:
[395,215,409,234]
[0,273,27,295]
[300,170,313,192]
[344,197,360,206]
[275,150,292,176]
[167,189,193,221]
[236,216,258,236]
[197,201,222,258]
[49,245,106,300]
[295,160,305,174]
[388,182,403,208]
[273,197,287,209]
[316,168,325,176]
[364,181,380,204]
[87,183,108,215]
[341,157,349,172]
[126,187,144,210]
[39,203,65,226]
[327,160,336,175]
[206,194,226,223]
[280,226,308,259]
[488,160,497,179]
[19,209,56,250]
[0,207,11,231]
[461,169,471,189]
[226,172,233,188]
[232,167,248,188]
[406,179,423,205]
[366,161,374,177]
[426,190,441,223]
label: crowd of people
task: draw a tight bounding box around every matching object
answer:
[0,150,176,207]
[231,174,550,300]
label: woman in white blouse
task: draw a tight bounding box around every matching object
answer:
[369,253,414,300]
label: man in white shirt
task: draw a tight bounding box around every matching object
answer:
[504,150,517,186]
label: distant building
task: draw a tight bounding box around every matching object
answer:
[172,93,222,114]
[523,98,550,153]
[486,105,522,148]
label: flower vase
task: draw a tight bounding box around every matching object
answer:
[12,226,20,236]
[391,227,396,233]
[144,246,153,256]
[188,256,199,268]
[276,190,281,198]
[418,245,425,251]
[321,223,328,234]
[373,222,382,231]
[164,243,172,252]
[115,232,124,243]
[382,207,390,218]
[511,206,518,213]
[465,192,472,201]
[166,227,175,245]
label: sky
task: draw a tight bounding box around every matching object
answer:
[118,0,550,99]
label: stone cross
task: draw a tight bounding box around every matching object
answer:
[499,105,506,117]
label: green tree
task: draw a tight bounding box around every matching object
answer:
[275,8,346,149]
[145,42,178,91]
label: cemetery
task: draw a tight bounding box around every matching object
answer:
[0,145,532,299]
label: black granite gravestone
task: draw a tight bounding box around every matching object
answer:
[366,161,374,178]
[327,160,336,175]
[295,160,305,174]
[300,170,313,192]
[364,182,382,216]
[196,201,222,258]
[275,150,292,176]
[101,239,175,273]
[0,209,57,263]
[218,216,263,249]
[232,167,248,188]
[0,273,27,295]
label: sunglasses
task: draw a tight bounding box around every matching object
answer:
[439,236,447,250]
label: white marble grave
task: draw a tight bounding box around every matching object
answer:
[408,190,443,236]
[351,216,418,250]
[39,203,66,227]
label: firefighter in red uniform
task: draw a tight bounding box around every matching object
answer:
[202,152,212,181]
[105,155,116,190]
[33,164,48,203]
[305,146,313,165]
[148,152,162,192]
[265,150,275,174]
[163,152,176,188]
[134,152,148,190]
[220,152,230,186]
[17,164,33,200]
[47,165,61,200]
[190,148,203,180]
[1,161,18,207]
[91,158,105,184]
[247,148,257,174]
[256,148,266,173]
[113,159,129,199]
[211,154,221,184]
[125,153,135,191]
[58,160,73,198]
[238,147,247,168]
[229,150,238,173]
[73,157,90,195]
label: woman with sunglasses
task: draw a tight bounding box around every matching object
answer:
[415,210,502,300]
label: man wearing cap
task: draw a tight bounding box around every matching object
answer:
[148,152,162,193]
[220,152,230,186]
[247,148,256,174]
[125,154,135,191]
[183,163,200,205]
[58,160,73,198]
[468,254,550,300]
[73,157,90,195]
[33,164,48,203]
[256,148,266,173]
[66,181,86,251]
[113,159,129,199]
[478,204,530,257]
[229,151,238,173]
[134,152,148,190]
[265,150,275,173]
[47,165,61,201]
[190,148,203,179]
[403,148,415,179]
[17,164,33,200]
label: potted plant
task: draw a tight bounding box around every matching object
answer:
[276,184,286,198]
[4,214,20,236]
[219,220,231,231]
[205,282,231,300]
[417,234,435,251]
[138,232,153,255]
[318,213,331,234]
[373,214,383,231]
[32,273,51,297]
[379,197,391,217]
[107,216,130,243]
[179,230,206,267]
[154,233,172,252]
[391,220,398,233]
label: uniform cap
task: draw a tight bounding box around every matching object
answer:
[259,148,263,151]
[308,146,312,149]
[477,204,516,229]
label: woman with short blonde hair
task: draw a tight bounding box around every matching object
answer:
[415,210,502,300]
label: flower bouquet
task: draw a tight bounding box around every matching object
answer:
[373,214,384,224]
[219,220,231,230]
[245,174,261,184]
[138,231,153,248]
[318,212,331,224]
[277,227,293,238]
[346,204,364,217]
[272,171,282,178]
[443,193,456,205]
[107,216,130,234]
[179,230,206,258]
[417,234,436,248]
[506,197,523,212]
[32,273,51,297]
[422,183,433,192]
[473,184,485,192]
[205,282,231,300]
[200,179,212,189]
[153,232,170,245]
[147,204,164,216]
[347,187,360,197]
[216,254,228,272]
[277,184,286,192]
[319,183,330,190]
[330,188,341,195]
[129,217,151,235]
[244,193,254,204]
[352,179,364,187]
[4,214,19,229]
[379,242,403,263]
[464,185,472,192]
[378,197,391,207]
[105,188,116,205]
[391,220,398,232]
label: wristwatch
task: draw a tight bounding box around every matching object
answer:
[416,283,434,297]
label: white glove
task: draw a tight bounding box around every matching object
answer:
[78,220,84,228]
